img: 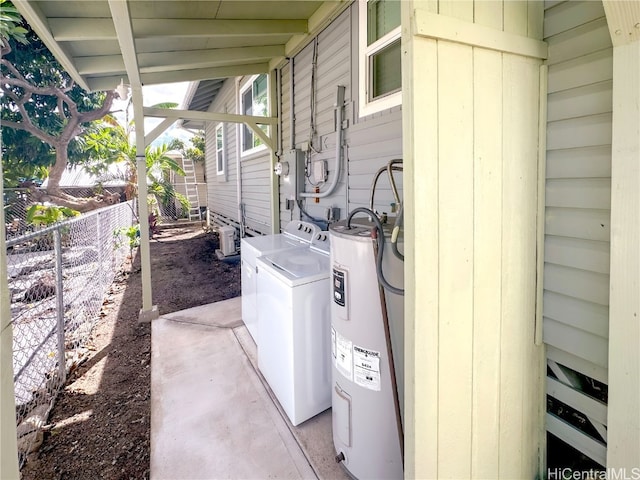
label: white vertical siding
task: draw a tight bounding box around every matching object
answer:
[403,1,544,478]
[602,0,640,470]
[543,0,612,467]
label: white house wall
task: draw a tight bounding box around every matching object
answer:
[205,80,239,227]
[402,1,545,478]
[543,0,612,466]
[204,4,404,234]
[205,74,273,234]
[241,146,273,234]
[279,4,403,231]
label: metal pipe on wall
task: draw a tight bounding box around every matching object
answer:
[235,77,245,237]
[299,85,345,199]
[289,57,295,151]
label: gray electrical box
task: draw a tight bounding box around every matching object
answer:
[278,149,306,205]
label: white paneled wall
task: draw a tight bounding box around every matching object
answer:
[403,1,545,478]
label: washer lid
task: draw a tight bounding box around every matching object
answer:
[258,248,330,286]
[241,234,307,257]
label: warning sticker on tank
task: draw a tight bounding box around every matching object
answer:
[353,345,381,391]
[335,331,353,381]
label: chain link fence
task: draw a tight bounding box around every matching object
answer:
[3,188,126,240]
[7,201,135,467]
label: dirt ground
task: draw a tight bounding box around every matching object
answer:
[21,225,241,480]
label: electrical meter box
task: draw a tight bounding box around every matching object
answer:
[279,149,305,205]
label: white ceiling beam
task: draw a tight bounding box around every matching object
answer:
[13,1,91,90]
[145,118,177,146]
[76,45,283,76]
[108,1,142,87]
[49,17,308,41]
[140,62,269,86]
[133,18,307,38]
[49,18,117,41]
[138,45,285,73]
[143,107,277,126]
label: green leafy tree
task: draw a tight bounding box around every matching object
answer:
[1,0,116,211]
[171,130,205,164]
[86,115,191,217]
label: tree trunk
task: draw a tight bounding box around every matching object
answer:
[45,143,69,197]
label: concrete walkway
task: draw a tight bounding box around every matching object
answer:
[150,298,349,480]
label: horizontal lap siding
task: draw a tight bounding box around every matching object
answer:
[292,9,350,221]
[241,149,272,235]
[348,109,403,214]
[279,62,292,230]
[277,3,403,228]
[206,80,238,222]
[543,0,612,466]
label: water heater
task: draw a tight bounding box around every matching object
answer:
[329,219,404,479]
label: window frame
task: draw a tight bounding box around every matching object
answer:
[239,74,269,157]
[358,0,402,118]
[215,123,225,176]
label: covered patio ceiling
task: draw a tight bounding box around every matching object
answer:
[13,0,351,320]
[15,0,347,94]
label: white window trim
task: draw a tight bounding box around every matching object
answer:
[215,123,225,176]
[239,74,269,157]
[358,0,402,118]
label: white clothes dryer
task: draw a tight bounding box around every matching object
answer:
[240,221,319,344]
[255,232,332,426]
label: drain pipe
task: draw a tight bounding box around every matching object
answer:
[235,77,245,237]
[289,57,295,151]
[299,85,345,199]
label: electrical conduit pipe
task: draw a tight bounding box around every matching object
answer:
[299,85,345,199]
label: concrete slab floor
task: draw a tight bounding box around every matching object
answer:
[151,297,349,480]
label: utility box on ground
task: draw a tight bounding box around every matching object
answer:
[219,226,236,256]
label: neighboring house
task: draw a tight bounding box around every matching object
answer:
[2,1,639,478]
[40,164,127,200]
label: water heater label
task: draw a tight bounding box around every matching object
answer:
[335,331,353,381]
[353,345,381,391]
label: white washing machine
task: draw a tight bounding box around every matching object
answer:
[255,232,331,426]
[241,221,319,344]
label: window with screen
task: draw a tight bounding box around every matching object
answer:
[359,0,401,117]
[240,74,268,155]
[215,123,225,175]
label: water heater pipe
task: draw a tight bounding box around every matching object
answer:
[299,85,345,199]
[346,207,404,296]
[369,159,402,212]
[370,159,404,261]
